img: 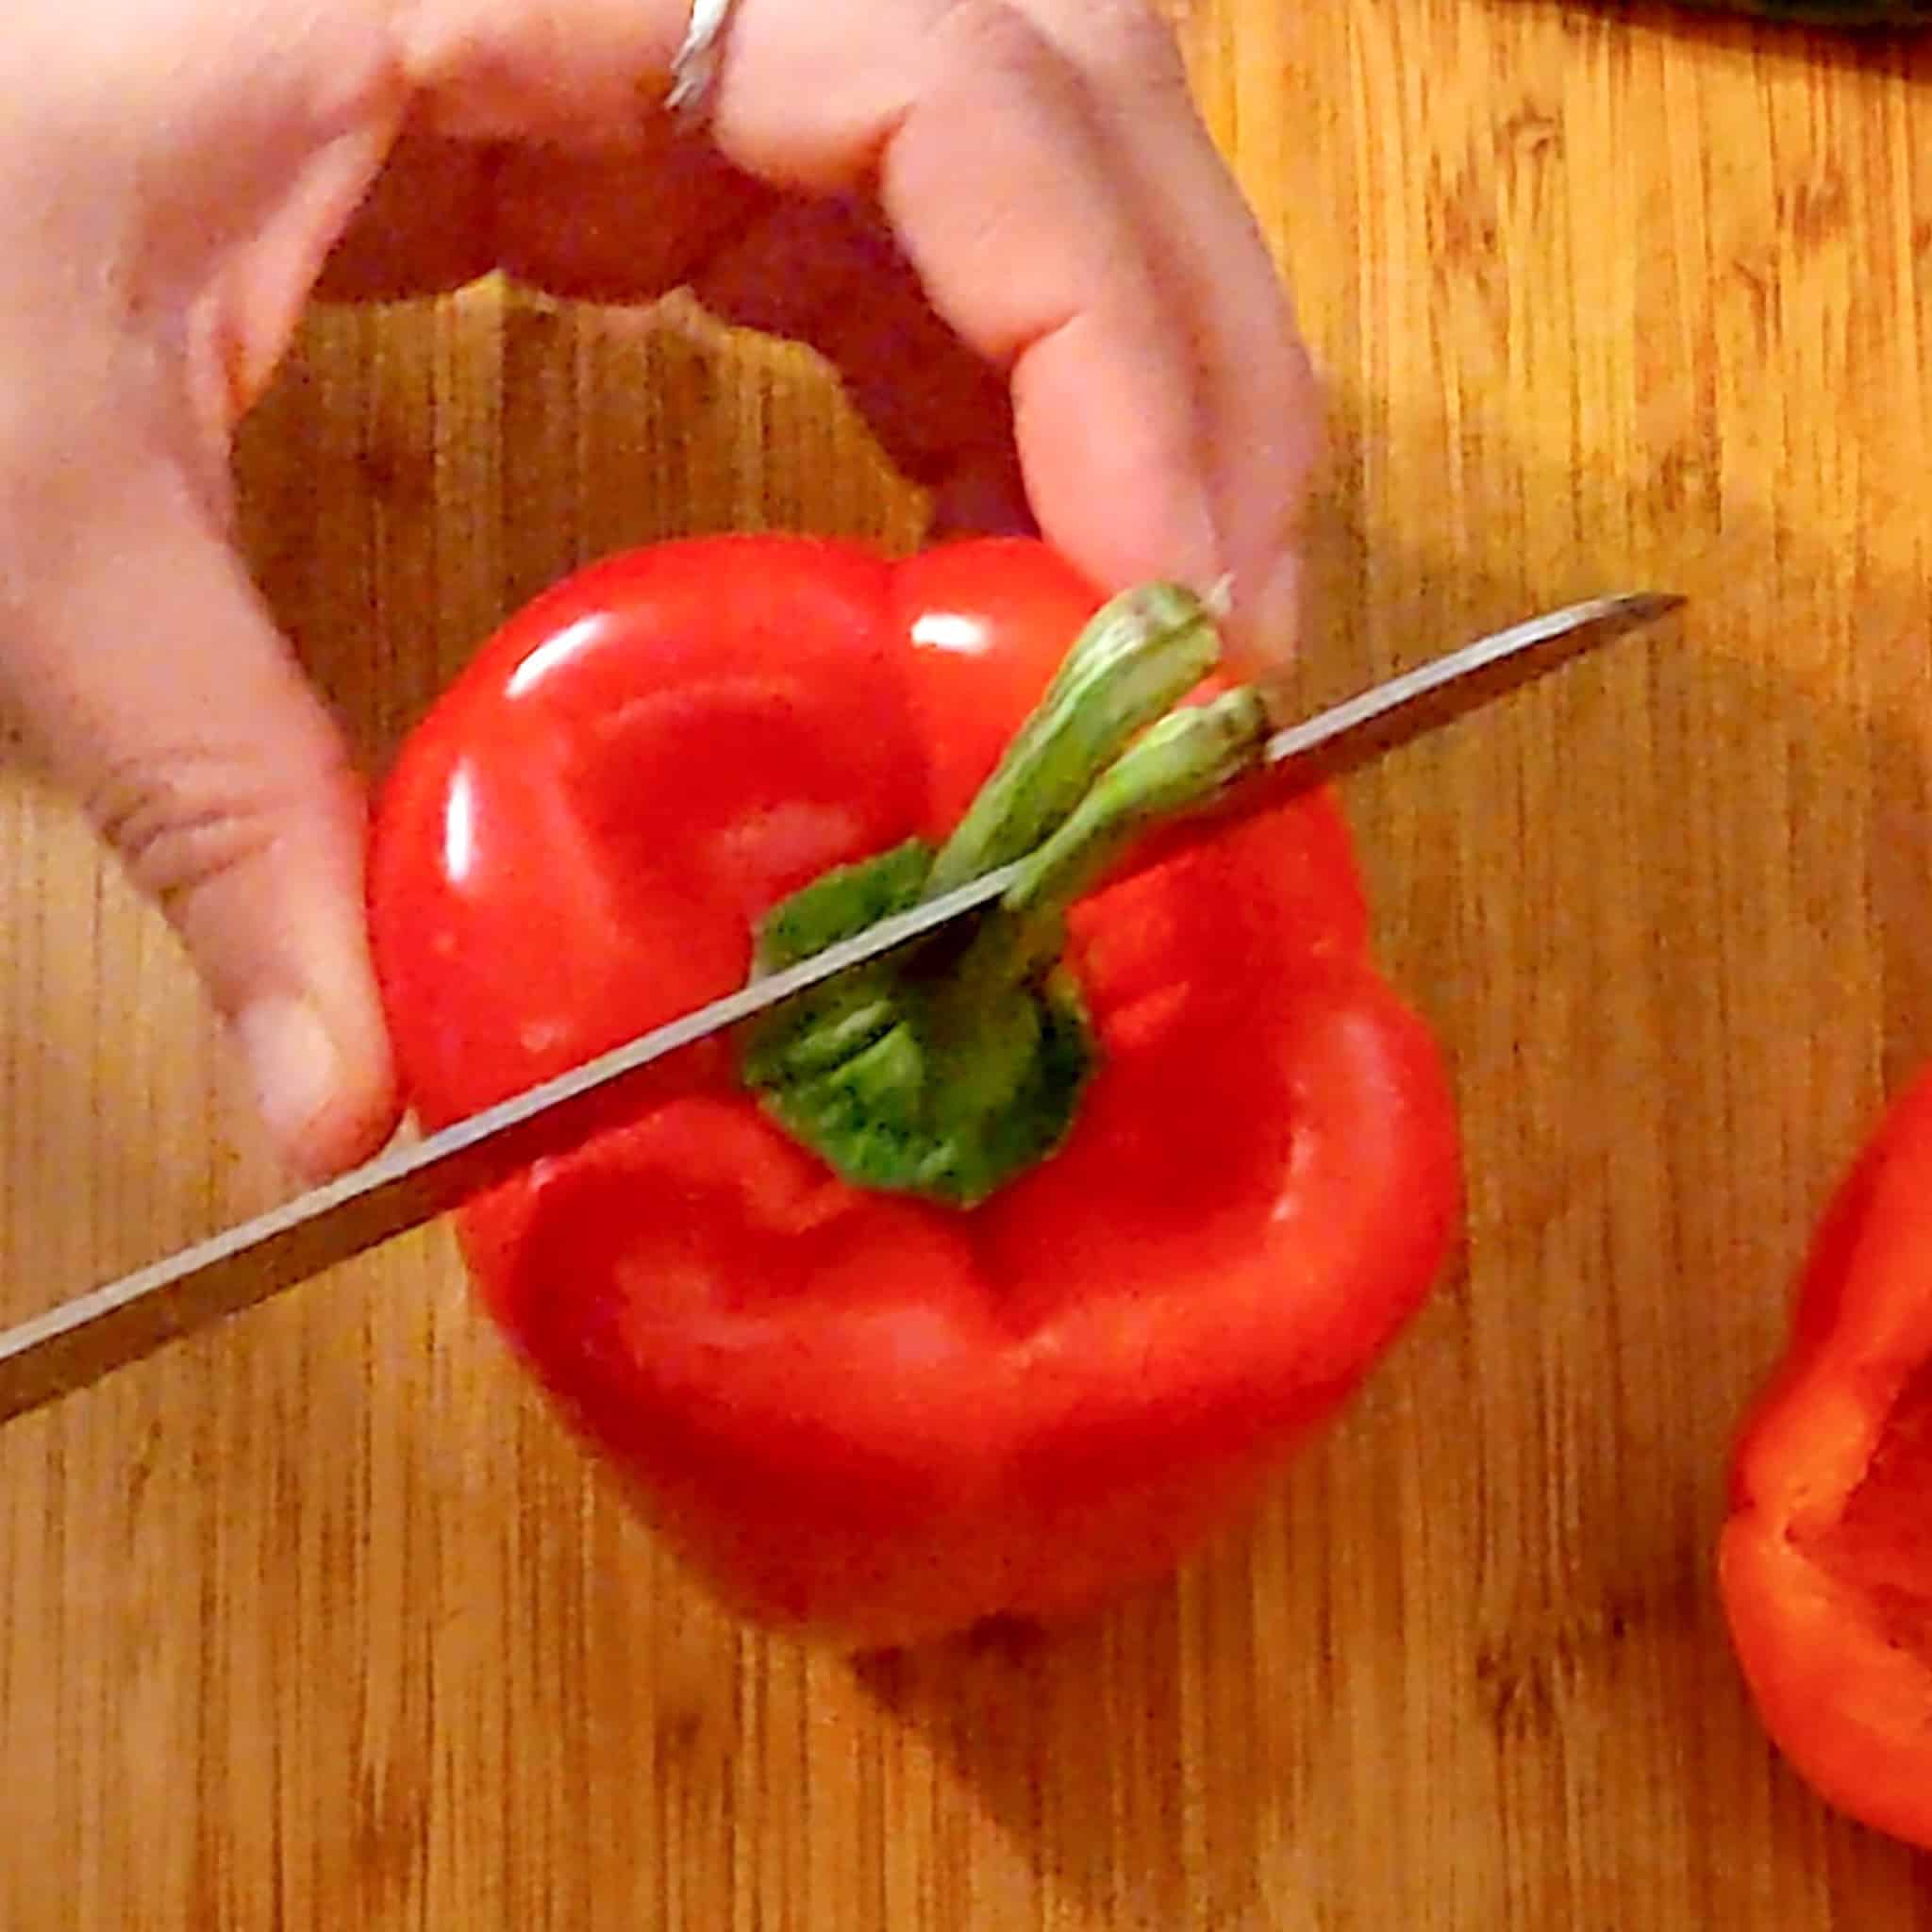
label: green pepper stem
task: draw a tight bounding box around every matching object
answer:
[922,582,1223,898]
[742,581,1273,1209]
[937,687,1272,1013]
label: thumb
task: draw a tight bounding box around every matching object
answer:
[1,419,397,1181]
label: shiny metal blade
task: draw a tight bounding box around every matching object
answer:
[0,862,1020,1424]
[0,588,1681,1424]
[1258,591,1684,784]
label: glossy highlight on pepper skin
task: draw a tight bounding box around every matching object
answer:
[1719,1061,1932,1850]
[368,535,1462,1646]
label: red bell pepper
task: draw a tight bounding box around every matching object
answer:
[368,533,1459,1645]
[1719,1061,1932,1848]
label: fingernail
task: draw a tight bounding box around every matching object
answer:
[1243,552,1306,672]
[234,994,343,1161]
[1213,552,1306,703]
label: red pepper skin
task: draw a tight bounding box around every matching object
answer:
[368,535,1461,1645]
[1719,1063,1932,1848]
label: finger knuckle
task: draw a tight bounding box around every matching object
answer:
[929,0,1187,102]
[928,0,1061,89]
[1066,0,1189,96]
[82,747,336,924]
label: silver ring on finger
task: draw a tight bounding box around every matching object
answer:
[666,0,739,129]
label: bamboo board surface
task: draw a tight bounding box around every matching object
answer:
[4,3,1932,1925]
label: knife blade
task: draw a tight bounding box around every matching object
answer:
[0,589,1682,1425]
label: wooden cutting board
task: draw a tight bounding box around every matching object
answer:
[3,2,1930,1924]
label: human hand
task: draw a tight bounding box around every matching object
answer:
[0,0,1321,1181]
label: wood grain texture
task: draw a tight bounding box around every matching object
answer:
[5,1,1932,1924]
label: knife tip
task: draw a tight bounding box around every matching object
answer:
[1613,590,1688,622]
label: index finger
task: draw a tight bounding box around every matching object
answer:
[392,0,1317,656]
[704,0,1316,659]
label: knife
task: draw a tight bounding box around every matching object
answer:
[0,590,1682,1425]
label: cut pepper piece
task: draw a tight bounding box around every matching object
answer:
[1720,1061,1932,1848]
